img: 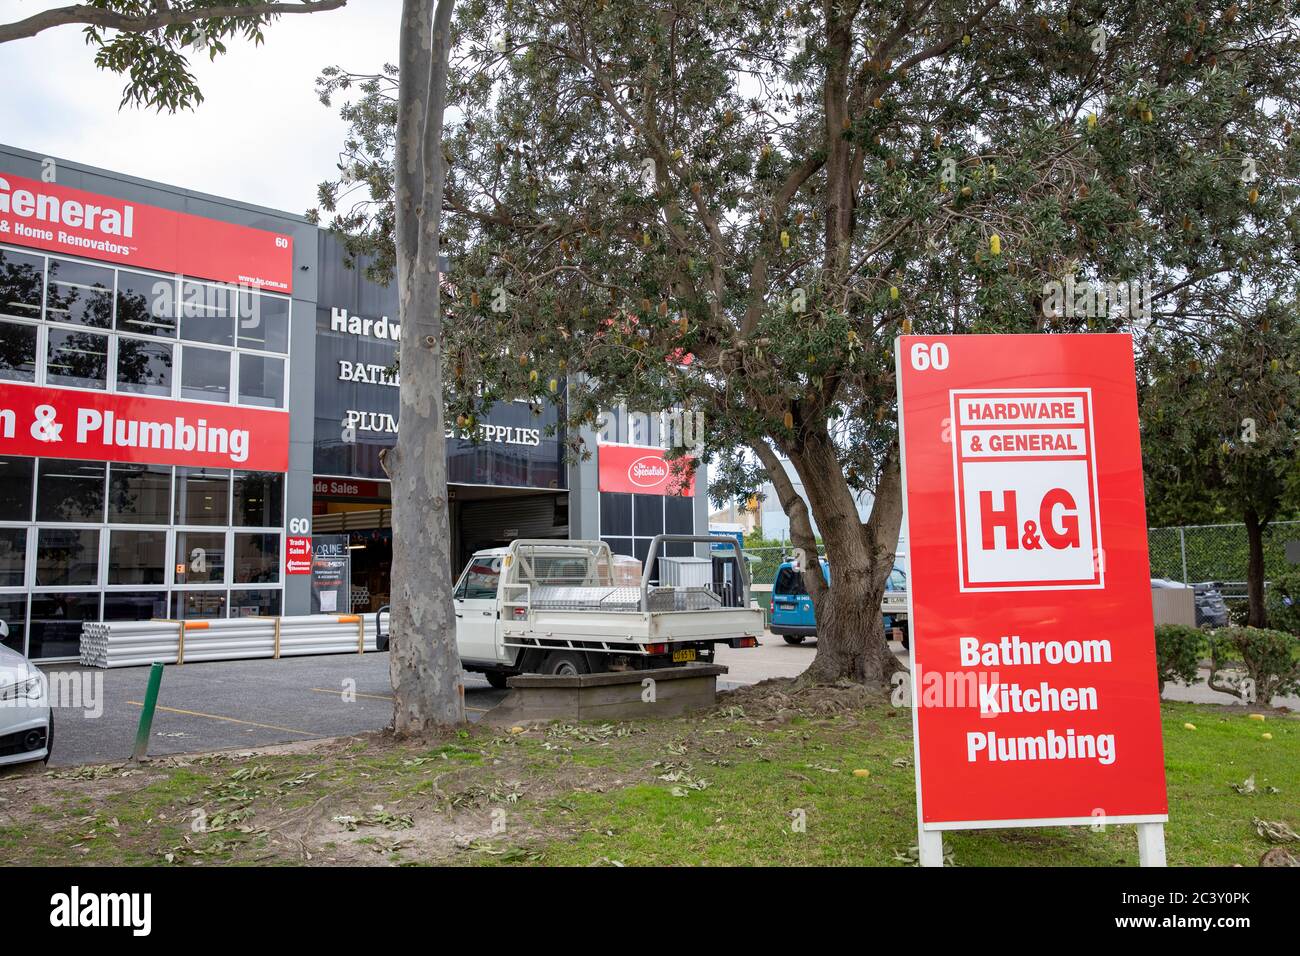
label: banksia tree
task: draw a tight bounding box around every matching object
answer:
[315,0,1300,686]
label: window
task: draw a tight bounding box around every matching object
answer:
[0,457,34,521]
[175,530,225,584]
[773,567,807,597]
[0,319,37,382]
[0,527,25,587]
[180,346,230,402]
[179,280,235,346]
[634,494,664,536]
[45,258,113,328]
[171,589,227,620]
[108,463,171,524]
[174,468,229,526]
[237,352,284,407]
[233,471,282,527]
[600,492,632,536]
[29,594,99,659]
[0,248,45,320]
[0,595,26,653]
[115,337,173,396]
[36,459,105,522]
[46,327,108,389]
[35,528,99,586]
[103,591,167,622]
[238,292,290,353]
[108,530,167,585]
[454,556,501,600]
[115,271,176,337]
[231,588,281,617]
[233,532,279,584]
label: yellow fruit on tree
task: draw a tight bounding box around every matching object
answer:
[783,411,794,429]
[890,285,899,300]
[780,230,790,249]
[989,233,1002,255]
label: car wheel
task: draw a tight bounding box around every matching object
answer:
[541,650,590,677]
[783,635,806,645]
[43,711,53,765]
[484,670,511,690]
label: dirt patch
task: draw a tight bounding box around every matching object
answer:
[716,676,888,723]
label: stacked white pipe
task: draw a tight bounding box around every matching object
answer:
[79,614,389,669]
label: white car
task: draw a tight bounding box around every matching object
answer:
[0,622,52,768]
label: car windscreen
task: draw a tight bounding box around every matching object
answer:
[773,567,807,596]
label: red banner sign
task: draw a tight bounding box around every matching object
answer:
[312,476,385,499]
[0,383,289,472]
[0,171,293,292]
[286,536,312,575]
[597,444,695,496]
[895,334,1167,829]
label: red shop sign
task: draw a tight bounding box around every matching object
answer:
[0,171,293,292]
[895,335,1166,850]
[0,383,289,472]
[597,443,695,496]
[286,536,312,575]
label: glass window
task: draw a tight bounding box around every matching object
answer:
[103,591,167,622]
[238,292,290,353]
[601,536,634,558]
[234,532,279,584]
[0,456,34,521]
[233,471,283,527]
[666,495,694,535]
[0,595,26,653]
[174,467,229,526]
[455,556,501,600]
[0,527,26,587]
[773,567,807,597]
[107,462,171,524]
[634,494,664,536]
[46,327,108,389]
[230,588,281,618]
[45,258,113,328]
[179,280,235,346]
[171,589,227,620]
[36,459,105,522]
[600,492,633,536]
[35,528,99,586]
[115,271,176,337]
[29,593,99,659]
[175,530,225,584]
[237,352,284,408]
[108,529,166,585]
[0,319,38,382]
[115,337,173,396]
[0,248,45,321]
[180,345,230,402]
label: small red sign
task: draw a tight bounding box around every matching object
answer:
[0,171,294,292]
[286,536,312,575]
[0,382,289,471]
[312,476,385,499]
[597,444,695,496]
[896,334,1167,829]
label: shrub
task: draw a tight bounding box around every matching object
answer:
[1263,571,1300,636]
[1207,626,1300,706]
[1154,624,1203,695]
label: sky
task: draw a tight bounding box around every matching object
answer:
[0,0,402,216]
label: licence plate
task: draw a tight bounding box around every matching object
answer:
[777,603,795,610]
[672,648,697,663]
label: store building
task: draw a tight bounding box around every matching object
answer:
[0,145,708,660]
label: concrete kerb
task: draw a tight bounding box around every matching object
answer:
[483,664,729,726]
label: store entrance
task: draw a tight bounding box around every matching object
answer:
[312,478,570,612]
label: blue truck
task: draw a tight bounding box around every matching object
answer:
[768,557,910,648]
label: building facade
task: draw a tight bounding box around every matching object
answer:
[0,145,707,660]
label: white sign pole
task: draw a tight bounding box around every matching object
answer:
[918,828,945,867]
[1136,822,1167,867]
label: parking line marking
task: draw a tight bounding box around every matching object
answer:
[127,701,318,737]
[308,686,490,714]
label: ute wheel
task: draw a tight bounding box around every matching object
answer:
[484,670,511,690]
[540,650,590,676]
[783,635,806,646]
[44,712,53,764]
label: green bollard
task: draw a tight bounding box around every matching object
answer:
[130,662,165,763]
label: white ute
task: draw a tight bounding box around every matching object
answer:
[379,535,763,687]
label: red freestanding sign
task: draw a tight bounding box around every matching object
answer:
[895,334,1167,842]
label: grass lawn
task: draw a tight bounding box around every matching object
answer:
[0,687,1294,867]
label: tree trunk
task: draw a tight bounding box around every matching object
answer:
[386,0,463,734]
[1244,506,1267,628]
[786,428,904,687]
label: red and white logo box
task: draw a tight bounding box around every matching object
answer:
[950,388,1103,591]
